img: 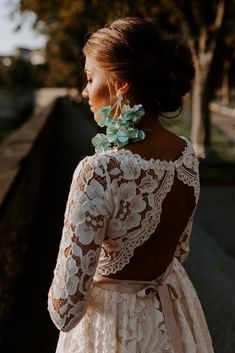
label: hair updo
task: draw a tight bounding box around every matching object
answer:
[83,17,195,116]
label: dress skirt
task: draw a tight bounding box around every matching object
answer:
[55,258,214,353]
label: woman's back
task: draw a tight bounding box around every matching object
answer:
[112,174,196,281]
[96,135,199,280]
[107,125,197,280]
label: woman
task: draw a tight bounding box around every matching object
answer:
[48,17,214,353]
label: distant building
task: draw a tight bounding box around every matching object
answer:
[14,47,46,65]
[0,55,13,66]
[30,48,46,65]
[14,47,32,61]
[0,47,46,66]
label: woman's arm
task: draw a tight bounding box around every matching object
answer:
[48,156,110,332]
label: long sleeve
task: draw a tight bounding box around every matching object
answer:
[174,215,194,263]
[48,156,111,332]
[174,141,200,263]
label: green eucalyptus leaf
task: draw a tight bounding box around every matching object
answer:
[138,130,145,140]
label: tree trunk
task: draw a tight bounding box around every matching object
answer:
[190,0,226,158]
[221,60,230,105]
[191,55,206,158]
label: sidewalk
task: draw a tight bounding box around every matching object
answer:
[210,102,235,143]
[186,185,235,353]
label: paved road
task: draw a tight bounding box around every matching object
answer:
[1,99,234,353]
[210,102,235,143]
[186,185,235,353]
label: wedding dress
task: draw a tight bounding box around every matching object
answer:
[48,137,214,353]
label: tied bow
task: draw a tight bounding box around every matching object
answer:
[137,283,179,300]
[137,282,183,353]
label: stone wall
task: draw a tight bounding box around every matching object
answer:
[0,100,56,325]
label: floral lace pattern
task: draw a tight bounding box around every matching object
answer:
[55,286,171,353]
[48,138,201,334]
[55,259,213,353]
[48,158,111,331]
[97,139,200,275]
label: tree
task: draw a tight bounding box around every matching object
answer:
[17,0,235,156]
[8,58,34,88]
[141,0,235,157]
[18,0,118,87]
[164,0,234,157]
[17,0,156,87]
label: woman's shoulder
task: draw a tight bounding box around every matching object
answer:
[109,121,198,166]
[72,152,120,184]
[73,135,198,181]
[104,136,197,166]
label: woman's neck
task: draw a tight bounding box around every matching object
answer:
[138,113,163,134]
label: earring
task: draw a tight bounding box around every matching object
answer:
[91,97,146,152]
[113,94,124,118]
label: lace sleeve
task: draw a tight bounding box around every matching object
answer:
[175,141,200,263]
[174,215,194,263]
[48,155,111,332]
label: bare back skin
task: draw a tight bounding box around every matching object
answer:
[108,119,196,281]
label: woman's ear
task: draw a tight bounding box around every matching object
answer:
[115,81,130,97]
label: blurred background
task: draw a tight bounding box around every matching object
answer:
[0,1,234,352]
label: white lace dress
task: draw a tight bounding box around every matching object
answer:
[48,138,214,353]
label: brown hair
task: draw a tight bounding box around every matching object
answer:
[83,17,195,115]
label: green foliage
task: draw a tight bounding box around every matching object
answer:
[0,63,9,87]
[31,63,49,87]
[17,0,235,89]
[16,0,178,86]
[8,58,33,87]
[0,59,48,89]
[161,112,235,182]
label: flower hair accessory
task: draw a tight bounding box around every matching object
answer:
[92,96,145,152]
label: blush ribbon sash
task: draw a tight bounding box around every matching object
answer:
[93,261,184,353]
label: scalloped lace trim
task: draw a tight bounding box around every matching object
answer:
[97,169,175,275]
[97,138,200,275]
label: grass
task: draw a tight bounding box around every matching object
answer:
[160,111,235,183]
[208,125,235,162]
[160,113,191,139]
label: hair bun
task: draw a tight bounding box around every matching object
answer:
[83,18,195,115]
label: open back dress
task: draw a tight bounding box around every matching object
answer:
[48,137,214,353]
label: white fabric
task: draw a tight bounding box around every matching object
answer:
[48,137,214,353]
